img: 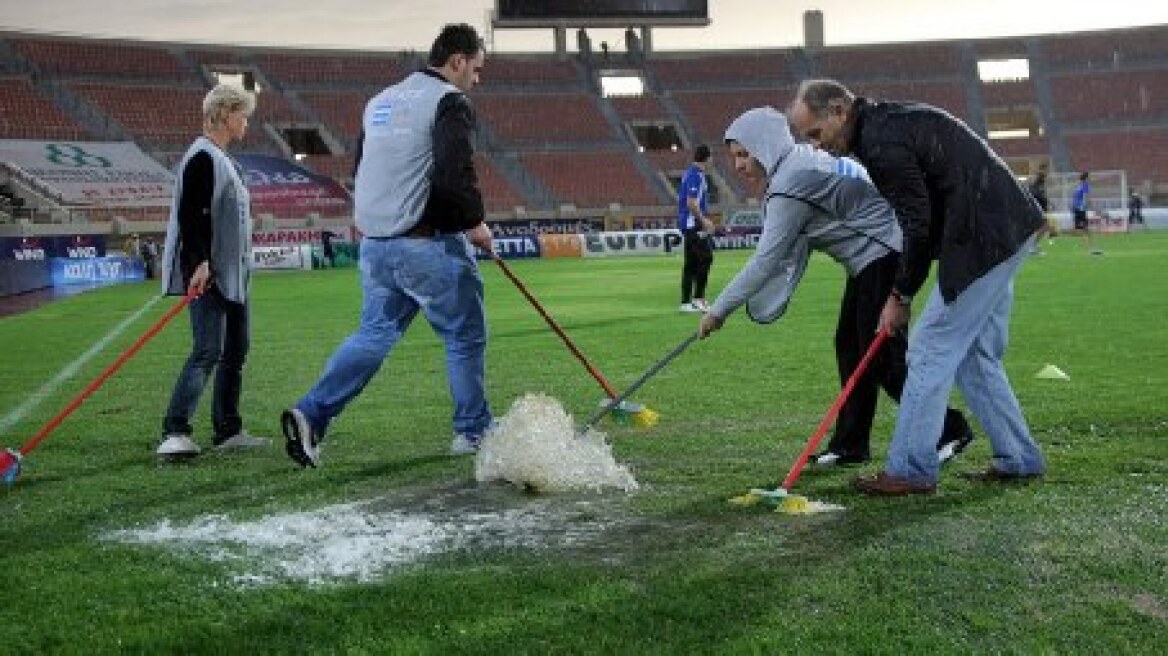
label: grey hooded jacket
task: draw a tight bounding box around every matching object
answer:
[710,107,903,323]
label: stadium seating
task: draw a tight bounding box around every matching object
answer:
[520,151,662,208]
[297,90,368,143]
[475,92,617,146]
[0,75,90,140]
[981,79,1039,108]
[1041,26,1168,71]
[648,52,792,88]
[1049,70,1168,123]
[69,82,205,148]
[1065,129,1168,185]
[608,94,671,121]
[478,56,582,89]
[254,52,409,88]
[812,43,962,80]
[672,89,792,145]
[848,81,970,122]
[0,24,1165,220]
[473,153,527,213]
[11,37,196,82]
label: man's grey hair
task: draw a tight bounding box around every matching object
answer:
[202,84,256,127]
[795,79,855,117]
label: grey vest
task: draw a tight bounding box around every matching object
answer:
[161,137,252,303]
[354,71,459,238]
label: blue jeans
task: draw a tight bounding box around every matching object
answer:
[296,234,492,437]
[163,289,249,439]
[885,236,1044,485]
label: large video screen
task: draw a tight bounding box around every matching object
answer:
[495,0,709,26]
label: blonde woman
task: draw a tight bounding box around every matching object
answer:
[157,84,269,458]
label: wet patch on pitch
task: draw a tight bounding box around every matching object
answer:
[103,482,655,586]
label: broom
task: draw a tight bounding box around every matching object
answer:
[729,328,890,513]
[1,293,194,486]
[491,254,659,428]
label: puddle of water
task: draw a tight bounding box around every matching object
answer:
[104,488,632,586]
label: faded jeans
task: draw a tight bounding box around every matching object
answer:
[885,236,1044,485]
[162,289,249,438]
[296,234,492,437]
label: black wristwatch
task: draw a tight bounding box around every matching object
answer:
[891,288,912,306]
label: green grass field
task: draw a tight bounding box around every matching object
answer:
[1,232,1166,654]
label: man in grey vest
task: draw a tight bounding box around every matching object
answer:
[282,24,495,467]
[698,107,971,466]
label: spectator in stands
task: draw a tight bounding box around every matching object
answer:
[1028,166,1054,254]
[282,23,495,468]
[1072,171,1103,255]
[1128,188,1144,226]
[677,144,715,313]
[157,83,269,459]
[698,107,972,467]
[788,79,1045,495]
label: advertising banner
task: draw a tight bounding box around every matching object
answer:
[252,245,313,270]
[235,154,352,216]
[0,140,174,206]
[50,234,107,259]
[537,233,584,258]
[484,236,542,260]
[487,218,604,236]
[711,233,762,250]
[724,209,763,235]
[0,236,50,261]
[49,257,144,285]
[581,230,683,258]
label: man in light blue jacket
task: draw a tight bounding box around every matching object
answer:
[699,107,972,465]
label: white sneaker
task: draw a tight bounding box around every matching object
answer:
[451,433,482,455]
[157,434,200,458]
[679,302,701,313]
[692,298,710,312]
[215,431,271,451]
[815,452,842,466]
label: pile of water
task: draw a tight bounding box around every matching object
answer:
[475,393,638,493]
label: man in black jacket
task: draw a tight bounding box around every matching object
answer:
[789,79,1047,495]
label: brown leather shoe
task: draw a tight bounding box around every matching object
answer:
[852,471,936,496]
[959,467,1043,483]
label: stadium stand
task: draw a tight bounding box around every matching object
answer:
[811,43,963,80]
[11,37,196,82]
[647,51,792,88]
[0,75,90,140]
[520,150,663,208]
[475,92,618,146]
[253,52,410,88]
[1048,70,1168,122]
[0,23,1165,227]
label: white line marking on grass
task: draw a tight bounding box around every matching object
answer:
[0,293,164,435]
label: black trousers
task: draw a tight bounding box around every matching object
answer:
[826,252,970,458]
[681,231,713,303]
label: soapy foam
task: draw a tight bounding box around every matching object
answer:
[475,393,638,493]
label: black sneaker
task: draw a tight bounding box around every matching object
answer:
[937,426,975,464]
[813,450,870,466]
[282,408,322,468]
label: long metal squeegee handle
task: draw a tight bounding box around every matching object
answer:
[491,253,621,398]
[580,332,699,433]
[0,292,194,478]
[779,327,890,491]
